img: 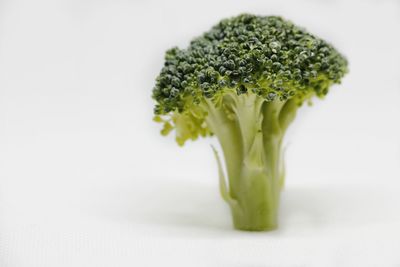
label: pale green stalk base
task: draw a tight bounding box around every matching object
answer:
[229,135,282,231]
[207,92,298,231]
[230,170,280,231]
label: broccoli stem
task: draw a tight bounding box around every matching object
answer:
[231,137,282,231]
[206,94,298,231]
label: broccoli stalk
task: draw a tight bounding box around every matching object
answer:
[152,14,347,231]
[208,95,298,230]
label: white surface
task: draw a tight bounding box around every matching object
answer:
[1,0,400,266]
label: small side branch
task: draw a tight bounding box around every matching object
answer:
[211,145,238,208]
[278,98,298,132]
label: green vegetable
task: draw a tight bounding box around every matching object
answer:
[152,14,348,231]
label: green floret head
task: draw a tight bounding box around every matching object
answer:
[152,14,347,145]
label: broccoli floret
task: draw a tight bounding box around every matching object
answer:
[152,14,348,231]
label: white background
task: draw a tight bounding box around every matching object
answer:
[1,0,400,266]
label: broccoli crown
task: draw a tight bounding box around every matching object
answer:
[153,14,348,115]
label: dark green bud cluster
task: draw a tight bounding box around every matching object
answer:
[153,14,348,114]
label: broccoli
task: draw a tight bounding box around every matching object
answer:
[152,14,348,231]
